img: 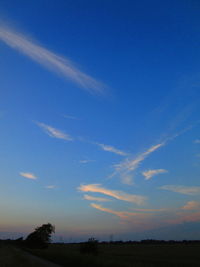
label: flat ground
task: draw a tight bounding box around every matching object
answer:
[0,245,61,267]
[28,243,200,267]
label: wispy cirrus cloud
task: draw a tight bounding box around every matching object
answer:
[112,143,164,184]
[91,201,200,229]
[160,185,200,195]
[142,169,168,180]
[83,194,111,202]
[90,203,152,220]
[182,201,200,210]
[20,172,37,180]
[79,159,95,164]
[0,26,106,95]
[97,143,128,156]
[91,204,167,232]
[110,124,199,185]
[167,211,200,225]
[90,203,137,219]
[131,207,168,212]
[63,114,79,120]
[114,143,164,174]
[78,184,146,205]
[36,122,73,141]
[45,185,56,189]
[91,203,200,230]
[194,139,200,144]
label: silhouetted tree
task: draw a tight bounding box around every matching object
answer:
[26,223,55,248]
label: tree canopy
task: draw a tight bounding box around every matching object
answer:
[26,223,55,248]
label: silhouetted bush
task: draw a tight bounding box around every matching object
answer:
[80,237,98,254]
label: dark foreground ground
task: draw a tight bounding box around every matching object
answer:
[28,243,200,267]
[1,243,200,266]
[0,245,61,267]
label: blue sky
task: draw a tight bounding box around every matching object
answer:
[0,0,200,241]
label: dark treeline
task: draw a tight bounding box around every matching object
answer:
[2,238,200,247]
[65,239,200,245]
[99,239,200,245]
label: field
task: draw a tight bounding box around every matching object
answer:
[27,243,200,267]
[0,245,60,267]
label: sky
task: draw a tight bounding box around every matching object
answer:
[0,0,200,242]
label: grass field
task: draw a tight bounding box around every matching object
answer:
[0,245,60,267]
[28,243,200,267]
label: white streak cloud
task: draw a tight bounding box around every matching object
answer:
[97,143,128,156]
[194,139,200,144]
[45,185,56,189]
[0,26,106,94]
[36,122,73,141]
[78,184,146,205]
[112,143,164,184]
[83,194,111,202]
[79,159,95,164]
[63,114,78,120]
[142,169,168,180]
[160,185,200,195]
[20,172,37,180]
